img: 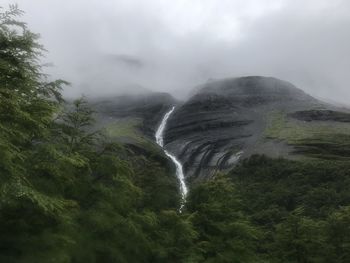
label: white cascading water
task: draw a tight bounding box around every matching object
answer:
[155,106,188,212]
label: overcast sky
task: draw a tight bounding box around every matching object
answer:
[3,0,350,103]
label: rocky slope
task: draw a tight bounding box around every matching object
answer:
[163,76,350,183]
[90,76,350,183]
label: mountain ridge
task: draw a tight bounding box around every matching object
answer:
[92,76,350,183]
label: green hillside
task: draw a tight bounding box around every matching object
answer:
[265,110,350,160]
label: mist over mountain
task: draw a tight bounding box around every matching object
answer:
[4,0,350,104]
[96,76,350,182]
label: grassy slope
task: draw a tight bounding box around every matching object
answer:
[103,117,163,154]
[264,111,350,160]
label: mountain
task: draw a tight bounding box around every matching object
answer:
[91,76,350,184]
[164,76,350,182]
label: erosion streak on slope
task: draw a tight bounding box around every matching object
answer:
[155,106,188,212]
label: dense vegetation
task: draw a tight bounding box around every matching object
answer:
[229,156,350,262]
[1,5,350,263]
[0,6,193,262]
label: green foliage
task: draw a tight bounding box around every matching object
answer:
[188,176,259,262]
[324,206,350,262]
[3,5,350,263]
[57,98,97,153]
[0,5,197,262]
[273,207,325,262]
[229,155,350,262]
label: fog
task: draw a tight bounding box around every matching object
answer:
[4,0,350,104]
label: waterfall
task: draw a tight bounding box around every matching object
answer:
[155,106,188,212]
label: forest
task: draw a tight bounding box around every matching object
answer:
[1,5,350,263]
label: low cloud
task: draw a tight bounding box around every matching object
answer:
[5,0,350,103]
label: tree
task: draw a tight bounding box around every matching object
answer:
[0,5,75,262]
[325,206,350,262]
[56,98,97,153]
[273,207,325,263]
[188,175,259,262]
[0,3,68,203]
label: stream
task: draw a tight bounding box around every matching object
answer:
[155,106,188,212]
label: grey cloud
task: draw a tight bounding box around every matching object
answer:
[4,0,350,104]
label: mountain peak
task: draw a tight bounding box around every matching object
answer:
[195,76,314,103]
[164,76,325,182]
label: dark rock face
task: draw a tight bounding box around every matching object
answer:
[290,110,350,122]
[164,76,322,182]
